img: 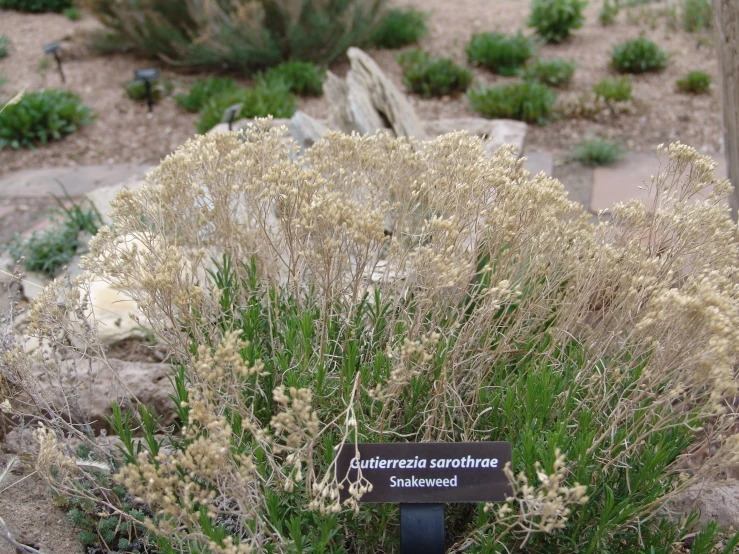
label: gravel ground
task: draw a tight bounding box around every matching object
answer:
[0,0,725,178]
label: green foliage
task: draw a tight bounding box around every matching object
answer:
[572,137,624,165]
[599,0,620,26]
[63,5,82,20]
[175,77,238,113]
[0,35,10,59]
[0,0,71,12]
[519,57,577,87]
[611,37,668,73]
[84,0,386,70]
[264,60,326,97]
[468,81,556,124]
[124,78,172,103]
[196,81,297,134]
[466,32,534,76]
[397,49,473,98]
[676,70,711,94]
[682,0,712,32]
[593,75,633,102]
[528,0,588,43]
[0,89,94,149]
[371,6,428,49]
[7,190,102,278]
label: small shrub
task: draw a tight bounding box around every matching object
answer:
[676,70,711,94]
[572,137,624,165]
[0,0,72,12]
[682,0,711,33]
[611,37,668,73]
[175,77,239,113]
[593,75,633,102]
[8,192,102,277]
[468,81,556,124]
[124,78,172,103]
[264,61,325,97]
[0,89,94,149]
[599,0,620,25]
[0,35,9,59]
[371,6,428,49]
[397,49,473,98]
[63,5,82,20]
[196,81,297,133]
[466,32,534,76]
[528,0,588,43]
[82,0,386,70]
[519,58,577,87]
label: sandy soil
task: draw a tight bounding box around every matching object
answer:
[0,0,724,178]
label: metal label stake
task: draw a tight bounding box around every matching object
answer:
[400,504,444,554]
[43,42,65,84]
[134,68,160,114]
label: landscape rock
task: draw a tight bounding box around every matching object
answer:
[20,271,48,302]
[31,358,175,429]
[81,276,152,346]
[289,111,328,150]
[423,118,528,158]
[85,173,149,226]
[667,481,739,528]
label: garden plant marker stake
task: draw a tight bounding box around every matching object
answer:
[222,103,243,131]
[336,442,512,554]
[134,68,160,114]
[43,42,65,84]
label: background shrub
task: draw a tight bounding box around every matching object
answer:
[611,37,668,73]
[676,70,711,94]
[466,32,534,76]
[371,6,428,49]
[0,35,9,59]
[682,0,712,33]
[196,82,296,133]
[468,81,556,123]
[264,61,325,97]
[572,137,624,165]
[81,0,386,71]
[599,0,620,26]
[528,0,588,43]
[175,78,239,113]
[0,0,72,12]
[594,75,633,102]
[397,49,473,98]
[0,89,94,149]
[519,58,577,87]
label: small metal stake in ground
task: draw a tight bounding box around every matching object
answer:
[222,103,244,131]
[336,442,512,554]
[43,42,65,84]
[134,68,160,113]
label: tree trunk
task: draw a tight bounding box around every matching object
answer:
[714,0,739,220]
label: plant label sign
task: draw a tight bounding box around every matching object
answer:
[43,42,61,54]
[336,441,512,503]
[134,68,160,82]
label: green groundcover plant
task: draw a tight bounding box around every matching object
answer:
[611,37,669,74]
[528,0,588,43]
[676,70,711,94]
[81,0,385,71]
[0,89,94,149]
[371,6,428,49]
[468,81,556,124]
[397,49,473,98]
[175,77,239,113]
[466,31,534,76]
[519,58,577,88]
[264,61,326,97]
[0,0,72,12]
[593,75,633,103]
[572,137,624,165]
[5,127,739,554]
